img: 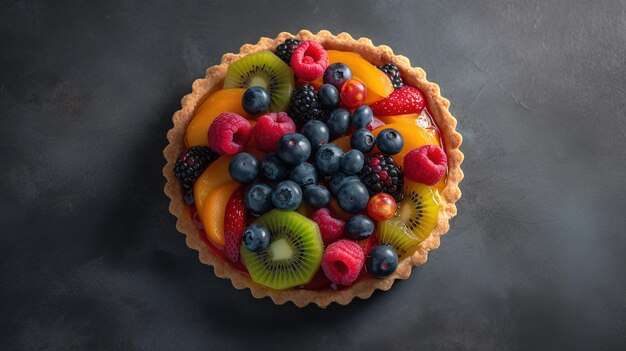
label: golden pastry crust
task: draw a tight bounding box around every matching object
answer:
[163,30,464,308]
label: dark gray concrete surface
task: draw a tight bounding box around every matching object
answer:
[1,0,625,350]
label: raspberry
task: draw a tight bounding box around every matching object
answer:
[252,112,296,152]
[310,208,345,245]
[207,112,252,155]
[404,145,447,185]
[290,40,328,81]
[321,239,365,286]
[223,187,247,262]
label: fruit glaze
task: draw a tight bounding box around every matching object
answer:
[164,30,463,307]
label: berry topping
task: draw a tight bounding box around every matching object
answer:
[340,79,367,108]
[377,63,404,89]
[404,145,447,185]
[345,215,375,241]
[351,105,373,129]
[302,184,331,209]
[277,133,311,166]
[173,146,219,203]
[336,181,370,213]
[369,86,426,116]
[315,143,344,176]
[271,180,303,210]
[329,172,360,196]
[290,40,329,81]
[301,120,330,154]
[323,63,353,89]
[340,149,365,175]
[318,83,341,109]
[366,245,399,278]
[350,128,376,153]
[252,112,296,152]
[224,187,247,262]
[243,224,271,253]
[244,182,273,215]
[310,208,345,245]
[366,193,397,221]
[289,83,328,129]
[261,152,289,181]
[326,108,351,140]
[289,162,318,187]
[358,153,404,202]
[242,86,271,115]
[229,152,260,184]
[375,128,404,155]
[275,38,301,66]
[207,112,253,155]
[321,239,365,286]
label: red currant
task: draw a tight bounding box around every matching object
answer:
[366,193,397,221]
[340,79,367,108]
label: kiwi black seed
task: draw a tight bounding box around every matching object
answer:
[240,209,324,290]
[224,51,294,112]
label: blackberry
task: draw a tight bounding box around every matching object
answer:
[288,83,328,129]
[358,153,404,202]
[378,63,404,89]
[275,39,301,66]
[173,146,219,204]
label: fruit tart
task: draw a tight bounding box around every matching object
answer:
[163,30,463,307]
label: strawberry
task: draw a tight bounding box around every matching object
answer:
[368,86,426,116]
[223,186,247,263]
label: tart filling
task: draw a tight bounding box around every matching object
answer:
[163,30,463,307]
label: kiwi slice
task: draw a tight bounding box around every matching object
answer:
[376,216,421,259]
[224,51,294,112]
[240,209,324,290]
[398,180,440,242]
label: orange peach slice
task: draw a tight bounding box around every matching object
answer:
[312,50,393,104]
[202,181,240,247]
[185,88,251,147]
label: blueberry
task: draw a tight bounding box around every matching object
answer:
[350,128,376,153]
[326,108,351,140]
[315,143,344,175]
[323,63,353,89]
[289,162,318,187]
[340,149,365,175]
[376,128,404,155]
[229,152,260,184]
[261,153,289,181]
[243,224,271,253]
[244,182,273,215]
[271,180,302,210]
[336,181,369,213]
[302,184,331,209]
[301,120,329,154]
[351,105,373,129]
[366,245,399,278]
[329,172,360,195]
[242,86,270,115]
[345,215,375,240]
[318,84,340,109]
[277,133,311,165]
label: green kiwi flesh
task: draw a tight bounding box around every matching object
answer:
[376,216,420,259]
[398,181,440,243]
[223,51,294,112]
[240,209,323,290]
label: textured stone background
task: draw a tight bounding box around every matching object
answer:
[1,0,625,350]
